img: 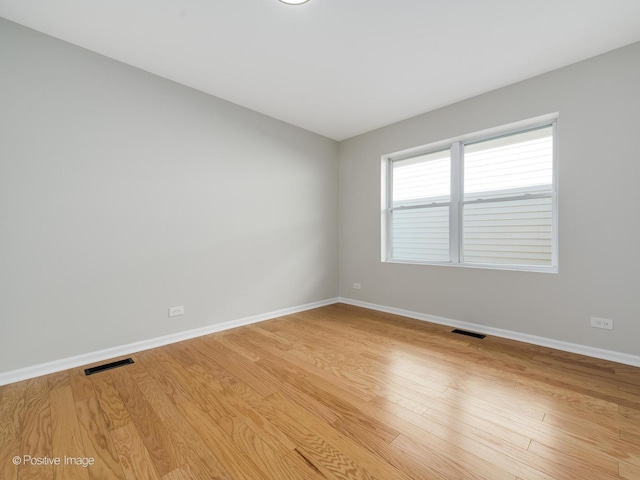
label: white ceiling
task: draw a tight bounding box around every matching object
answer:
[2,1,640,140]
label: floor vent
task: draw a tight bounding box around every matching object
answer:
[452,329,486,339]
[84,358,134,376]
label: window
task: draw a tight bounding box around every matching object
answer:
[382,115,558,272]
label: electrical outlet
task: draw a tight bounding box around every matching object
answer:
[169,305,184,317]
[353,283,361,290]
[590,316,613,330]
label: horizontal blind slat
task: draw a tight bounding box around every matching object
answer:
[391,206,449,262]
[463,196,553,266]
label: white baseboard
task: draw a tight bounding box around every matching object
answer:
[0,297,340,386]
[339,297,640,368]
[4,295,638,386]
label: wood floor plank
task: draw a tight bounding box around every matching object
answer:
[230,328,375,403]
[178,401,270,480]
[542,412,640,467]
[18,376,53,480]
[278,312,459,384]
[161,466,195,480]
[421,402,533,452]
[0,381,28,480]
[391,433,518,480]
[247,324,296,348]
[110,423,162,480]
[527,440,622,479]
[261,391,416,480]
[620,428,640,445]
[171,341,239,389]
[301,308,528,386]
[19,376,51,457]
[281,448,331,480]
[194,337,278,397]
[512,366,638,411]
[185,364,296,456]
[210,331,263,362]
[75,396,126,480]
[376,398,551,480]
[140,348,232,421]
[17,465,53,480]
[332,415,451,480]
[225,333,342,423]
[46,371,70,392]
[283,334,451,409]
[90,374,131,431]
[614,368,640,388]
[134,350,192,405]
[217,415,300,479]
[5,303,640,480]
[50,386,89,480]
[620,461,640,480]
[127,361,238,480]
[109,369,180,477]
[68,367,95,402]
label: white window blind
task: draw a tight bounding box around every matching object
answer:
[384,117,557,272]
[462,126,554,267]
[390,150,450,262]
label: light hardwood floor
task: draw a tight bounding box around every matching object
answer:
[2,303,640,479]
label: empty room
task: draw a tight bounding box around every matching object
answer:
[2,1,640,479]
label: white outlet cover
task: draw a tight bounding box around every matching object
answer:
[590,316,613,330]
[169,306,185,317]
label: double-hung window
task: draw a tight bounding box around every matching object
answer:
[383,116,558,272]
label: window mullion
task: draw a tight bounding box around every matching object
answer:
[450,142,462,264]
[384,159,393,261]
[551,120,559,270]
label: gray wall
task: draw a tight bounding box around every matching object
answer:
[0,19,338,373]
[2,17,639,376]
[339,42,640,355]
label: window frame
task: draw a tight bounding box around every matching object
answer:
[381,114,559,273]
